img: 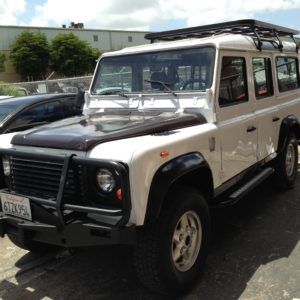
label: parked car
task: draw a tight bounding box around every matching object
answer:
[0,92,83,134]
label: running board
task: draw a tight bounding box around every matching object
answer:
[217,167,275,207]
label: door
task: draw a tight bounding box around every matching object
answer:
[252,56,280,161]
[217,54,258,182]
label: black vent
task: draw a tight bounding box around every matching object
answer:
[10,157,77,199]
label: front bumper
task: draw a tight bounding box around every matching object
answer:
[0,148,135,247]
[0,213,136,247]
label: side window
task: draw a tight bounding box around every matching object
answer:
[62,97,81,117]
[6,104,47,132]
[276,57,300,92]
[46,101,64,121]
[252,57,274,99]
[14,104,47,127]
[219,56,248,106]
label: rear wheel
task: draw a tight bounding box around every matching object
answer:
[134,186,211,295]
[274,133,298,189]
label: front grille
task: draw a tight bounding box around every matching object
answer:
[10,156,78,199]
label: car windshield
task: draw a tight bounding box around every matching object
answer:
[0,97,41,124]
[91,47,215,95]
[0,104,19,122]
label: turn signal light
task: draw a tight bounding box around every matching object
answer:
[116,188,122,201]
[160,151,169,157]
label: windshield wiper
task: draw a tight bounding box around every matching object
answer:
[99,91,129,98]
[145,80,177,97]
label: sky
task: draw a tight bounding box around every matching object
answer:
[1,0,300,33]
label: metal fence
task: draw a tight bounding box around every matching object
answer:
[0,76,93,95]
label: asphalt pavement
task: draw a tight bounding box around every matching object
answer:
[0,151,299,300]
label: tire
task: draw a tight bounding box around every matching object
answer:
[134,186,211,295]
[7,233,58,253]
[274,133,298,189]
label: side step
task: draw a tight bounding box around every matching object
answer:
[218,167,275,207]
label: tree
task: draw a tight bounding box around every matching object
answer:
[50,33,101,77]
[0,53,6,72]
[10,32,50,80]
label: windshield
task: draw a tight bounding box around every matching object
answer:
[0,105,18,123]
[91,47,215,95]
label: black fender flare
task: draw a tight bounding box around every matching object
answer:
[144,152,212,224]
[277,115,300,153]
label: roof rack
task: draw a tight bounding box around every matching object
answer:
[145,19,299,52]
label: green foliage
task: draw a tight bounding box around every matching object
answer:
[10,31,50,80]
[0,83,24,96]
[50,33,101,76]
[9,31,101,79]
[0,53,6,72]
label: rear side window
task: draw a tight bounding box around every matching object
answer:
[219,56,248,107]
[276,57,300,92]
[252,57,274,99]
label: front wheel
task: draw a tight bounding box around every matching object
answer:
[134,186,211,295]
[274,133,298,189]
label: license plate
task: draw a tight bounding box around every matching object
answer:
[0,192,32,221]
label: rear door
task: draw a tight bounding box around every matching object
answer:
[252,56,280,161]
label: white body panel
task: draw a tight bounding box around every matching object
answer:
[217,102,257,181]
[88,123,220,225]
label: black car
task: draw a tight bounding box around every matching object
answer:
[0,93,84,134]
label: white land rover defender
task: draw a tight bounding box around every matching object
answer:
[0,20,299,294]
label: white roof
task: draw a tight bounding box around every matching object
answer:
[102,33,297,57]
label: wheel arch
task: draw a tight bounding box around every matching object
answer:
[277,115,300,153]
[144,152,214,224]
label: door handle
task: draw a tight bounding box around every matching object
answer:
[247,126,256,132]
[272,116,280,122]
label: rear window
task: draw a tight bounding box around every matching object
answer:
[276,57,300,92]
[252,57,274,99]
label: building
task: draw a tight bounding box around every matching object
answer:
[0,23,150,82]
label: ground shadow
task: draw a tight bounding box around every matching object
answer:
[0,167,299,300]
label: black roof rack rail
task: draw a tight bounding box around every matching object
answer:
[145,19,299,52]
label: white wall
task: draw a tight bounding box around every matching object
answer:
[0,26,149,51]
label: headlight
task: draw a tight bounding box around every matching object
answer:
[96,169,115,192]
[2,156,10,176]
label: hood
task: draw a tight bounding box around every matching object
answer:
[11,109,207,151]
